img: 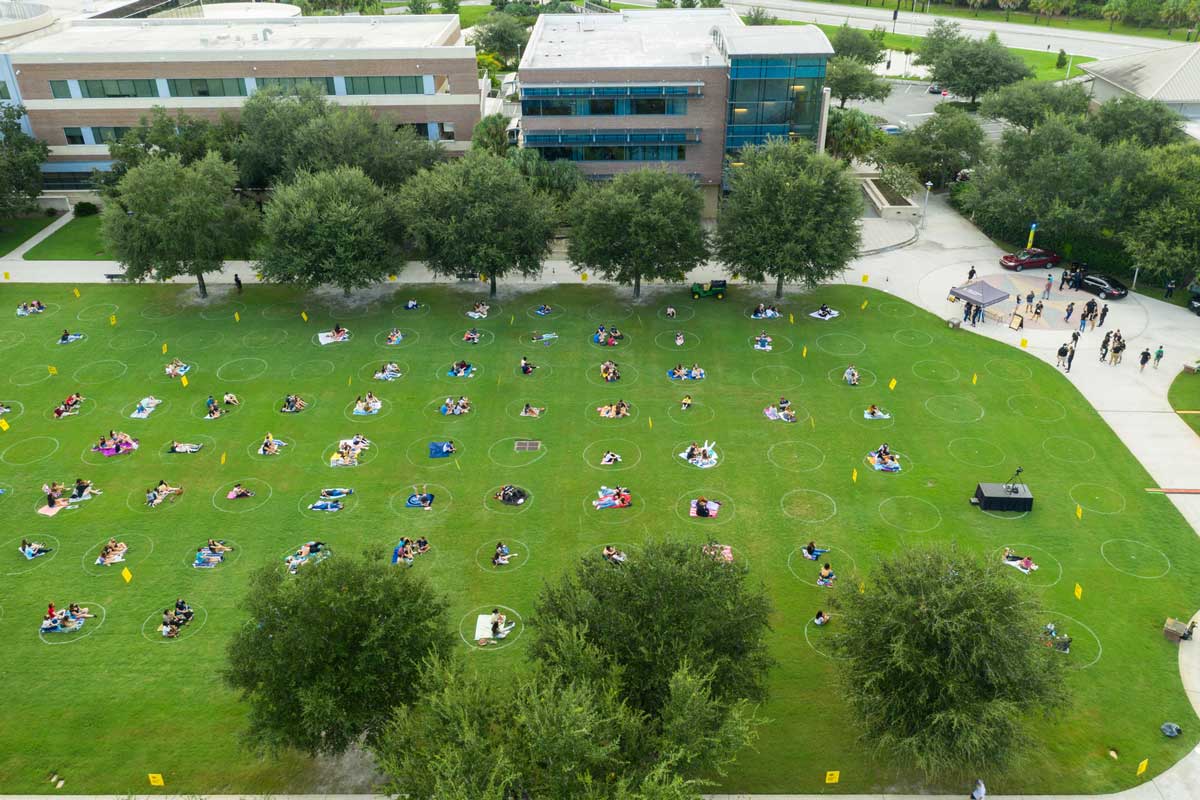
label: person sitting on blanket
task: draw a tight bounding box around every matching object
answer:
[600,450,622,465]
[375,362,402,381]
[665,305,677,319]
[59,329,84,344]
[597,400,631,419]
[593,485,632,509]
[97,538,127,565]
[43,481,68,509]
[490,608,515,638]
[21,539,51,558]
[285,541,327,573]
[280,394,307,413]
[194,545,225,568]
[259,433,282,456]
[1002,547,1038,573]
[817,562,836,586]
[386,328,404,345]
[165,358,188,377]
[680,394,693,411]
[816,303,834,318]
[752,303,781,320]
[536,304,553,316]
[451,360,473,377]
[411,485,434,510]
[520,356,537,375]
[134,396,162,416]
[600,360,621,382]
[520,403,545,418]
[393,539,416,567]
[71,477,100,500]
[469,302,490,319]
[695,496,714,518]
[330,443,358,467]
[230,483,254,499]
[222,392,239,406]
[754,331,773,350]
[329,324,348,342]
[674,331,685,347]
[803,541,830,561]
[495,485,527,505]
[42,610,82,633]
[866,404,886,418]
[206,404,224,420]
[815,609,830,626]
[876,442,891,458]
[492,541,519,567]
[844,365,860,386]
[434,440,456,456]
[671,364,686,380]
[868,444,900,471]
[602,545,627,565]
[404,299,419,311]
[354,394,382,415]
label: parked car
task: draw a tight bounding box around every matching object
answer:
[877,124,902,136]
[999,248,1062,271]
[1077,273,1128,300]
[1185,281,1200,315]
[927,83,941,94]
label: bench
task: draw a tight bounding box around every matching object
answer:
[1184,363,1198,375]
[104,273,126,283]
[514,440,541,452]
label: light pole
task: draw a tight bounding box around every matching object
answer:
[921,181,933,229]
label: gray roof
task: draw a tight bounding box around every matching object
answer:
[1081,44,1200,103]
[950,281,1009,309]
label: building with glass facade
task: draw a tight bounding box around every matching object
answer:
[517,9,833,204]
[0,8,483,190]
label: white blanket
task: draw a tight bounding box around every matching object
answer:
[1003,557,1037,573]
[474,615,493,641]
[318,331,351,345]
[863,410,892,419]
[678,440,719,468]
[810,310,841,321]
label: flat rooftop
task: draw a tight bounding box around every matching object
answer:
[520,9,832,71]
[6,13,465,59]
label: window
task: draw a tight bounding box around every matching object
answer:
[589,99,615,115]
[79,79,158,98]
[440,122,455,141]
[63,127,85,145]
[0,82,9,100]
[41,171,94,190]
[631,98,667,115]
[522,97,686,117]
[344,76,424,95]
[258,77,335,94]
[50,80,72,99]
[166,78,247,97]
[91,126,130,144]
[536,144,686,162]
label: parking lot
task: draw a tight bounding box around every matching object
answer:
[855,80,1007,141]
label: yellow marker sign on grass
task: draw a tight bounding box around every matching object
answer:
[220,451,227,465]
[0,419,9,432]
[3,271,8,280]
[300,311,308,322]
[851,468,858,483]
[121,566,132,583]
[162,343,168,355]
[972,373,978,385]
[47,365,58,376]
[180,375,189,388]
[1137,759,1148,777]
[148,773,164,787]
[1074,583,1083,600]
[1076,503,1083,520]
[1020,338,1028,348]
[510,315,514,325]
[234,311,240,322]
[388,274,397,281]
[810,416,815,430]
[110,314,116,326]
[888,377,897,391]
[581,273,589,282]
[825,771,840,784]
[789,313,794,324]
[861,275,869,283]
[648,417,653,430]
[73,287,80,298]
[801,345,807,358]
[861,299,869,310]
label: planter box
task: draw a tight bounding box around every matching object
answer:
[863,178,919,221]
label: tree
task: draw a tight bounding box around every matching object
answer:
[833,547,1067,774]
[656,0,676,7]
[699,0,722,7]
[1123,0,1159,26]
[1122,144,1200,283]
[439,0,459,12]
[471,12,528,65]
[101,153,257,298]
[471,112,511,156]
[931,33,1032,104]
[881,107,986,187]
[744,5,775,24]
[398,151,554,296]
[879,161,923,200]
[1101,0,1125,28]
[979,81,1089,132]
[257,167,402,294]
[1160,0,1190,32]
[716,139,861,298]
[532,540,774,717]
[233,85,328,189]
[408,0,431,13]
[998,0,1023,20]
[915,19,963,67]
[223,551,453,756]
[680,0,697,7]
[825,56,893,108]
[1086,95,1183,147]
[507,147,583,222]
[968,0,987,14]
[824,106,886,163]
[1028,0,1055,22]
[101,107,233,194]
[285,106,442,188]
[0,105,49,219]
[567,170,708,298]
[831,23,887,64]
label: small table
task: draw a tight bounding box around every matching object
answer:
[1164,618,1190,643]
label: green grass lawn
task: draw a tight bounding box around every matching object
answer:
[0,215,60,259]
[0,282,1197,795]
[21,215,112,261]
[1169,368,1200,436]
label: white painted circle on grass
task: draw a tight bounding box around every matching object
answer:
[816,332,866,357]
[319,439,378,468]
[583,491,646,524]
[892,328,933,348]
[424,396,477,422]
[586,303,633,322]
[1099,538,1170,579]
[76,302,118,322]
[183,539,240,569]
[405,436,463,469]
[878,495,942,533]
[106,329,157,350]
[924,395,985,424]
[211,479,272,513]
[72,359,128,386]
[585,400,640,427]
[582,438,643,472]
[0,331,27,351]
[38,602,106,646]
[780,489,837,523]
[199,301,245,321]
[247,436,296,461]
[745,333,793,354]
[947,437,1005,467]
[848,405,894,429]
[216,357,268,382]
[290,358,337,380]
[1039,611,1103,669]
[787,546,857,586]
[986,357,1033,381]
[463,302,503,320]
[803,617,849,660]
[526,303,567,320]
[125,485,185,514]
[658,305,695,322]
[9,364,52,386]
[767,440,826,473]
[667,401,716,425]
[1006,393,1066,422]
[140,604,208,643]
[673,439,724,471]
[1069,483,1127,515]
[240,328,290,349]
[912,359,961,383]
[459,605,524,651]
[1042,435,1096,464]
[1,435,60,466]
[752,365,804,391]
[342,397,392,422]
[140,304,180,320]
[879,301,916,319]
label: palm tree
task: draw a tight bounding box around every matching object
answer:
[998,0,1023,21]
[1101,0,1125,29]
[1161,0,1190,35]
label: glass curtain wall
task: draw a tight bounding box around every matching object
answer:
[725,56,825,153]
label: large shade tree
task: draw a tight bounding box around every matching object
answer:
[102,107,236,194]
[0,105,49,219]
[832,547,1067,773]
[567,169,708,298]
[1086,95,1183,148]
[825,56,892,108]
[257,166,402,295]
[1121,143,1200,284]
[931,32,1031,104]
[232,85,329,189]
[880,107,986,187]
[100,152,258,298]
[224,551,454,755]
[397,151,555,296]
[715,139,861,298]
[979,81,1090,132]
[284,106,443,188]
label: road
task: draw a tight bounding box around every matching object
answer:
[618,0,1172,59]
[854,80,1007,139]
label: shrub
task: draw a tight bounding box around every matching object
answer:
[73,201,99,217]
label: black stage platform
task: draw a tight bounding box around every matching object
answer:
[973,482,1034,512]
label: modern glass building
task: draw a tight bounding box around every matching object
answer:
[517,9,833,205]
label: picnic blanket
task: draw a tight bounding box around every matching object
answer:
[1003,557,1038,573]
[37,503,71,517]
[317,331,351,345]
[130,398,161,419]
[58,333,85,344]
[164,363,190,375]
[94,440,138,457]
[679,441,719,469]
[751,311,780,320]
[352,403,380,416]
[754,340,772,351]
[447,366,475,378]
[863,410,892,419]
[474,614,494,641]
[867,453,901,472]
[689,499,722,518]
[429,442,453,459]
[810,310,840,321]
[308,500,342,512]
[406,493,434,508]
[667,369,705,381]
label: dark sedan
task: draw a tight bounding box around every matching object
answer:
[1000,248,1062,271]
[1077,273,1128,300]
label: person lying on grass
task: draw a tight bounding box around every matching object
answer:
[285,541,328,574]
[168,440,202,454]
[593,486,632,509]
[866,404,887,418]
[520,403,546,418]
[280,394,307,413]
[597,400,630,418]
[375,362,402,381]
[803,541,830,561]
[194,544,226,568]
[41,603,91,633]
[411,485,434,510]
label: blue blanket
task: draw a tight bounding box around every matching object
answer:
[447,366,475,378]
[406,493,435,508]
[429,442,453,459]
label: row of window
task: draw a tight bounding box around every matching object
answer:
[47,75,427,100]
[522,97,687,117]
[64,126,129,144]
[524,129,699,146]
[536,145,688,162]
[522,85,696,98]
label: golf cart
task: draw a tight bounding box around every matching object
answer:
[691,280,727,300]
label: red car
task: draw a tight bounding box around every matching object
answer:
[1000,248,1061,271]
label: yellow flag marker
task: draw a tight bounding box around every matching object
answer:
[972,372,978,385]
[1075,503,1083,520]
[801,345,807,358]
[1074,582,1082,600]
[162,342,168,355]
[888,377,898,391]
[73,287,80,298]
[1137,759,1148,777]
[0,418,9,432]
[510,314,514,325]
[810,416,815,430]
[861,299,869,310]
[581,272,589,282]
[148,774,164,787]
[180,375,189,388]
[851,468,858,483]
[789,313,794,324]
[1020,338,1028,348]
[47,365,58,376]
[121,566,132,583]
[220,451,227,465]
[825,771,840,784]
[3,271,9,280]
[300,311,309,322]
[109,314,117,326]
[348,376,352,386]
[648,417,653,430]
[861,274,869,284]
[388,274,397,281]
[858,582,865,594]
[234,311,240,322]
